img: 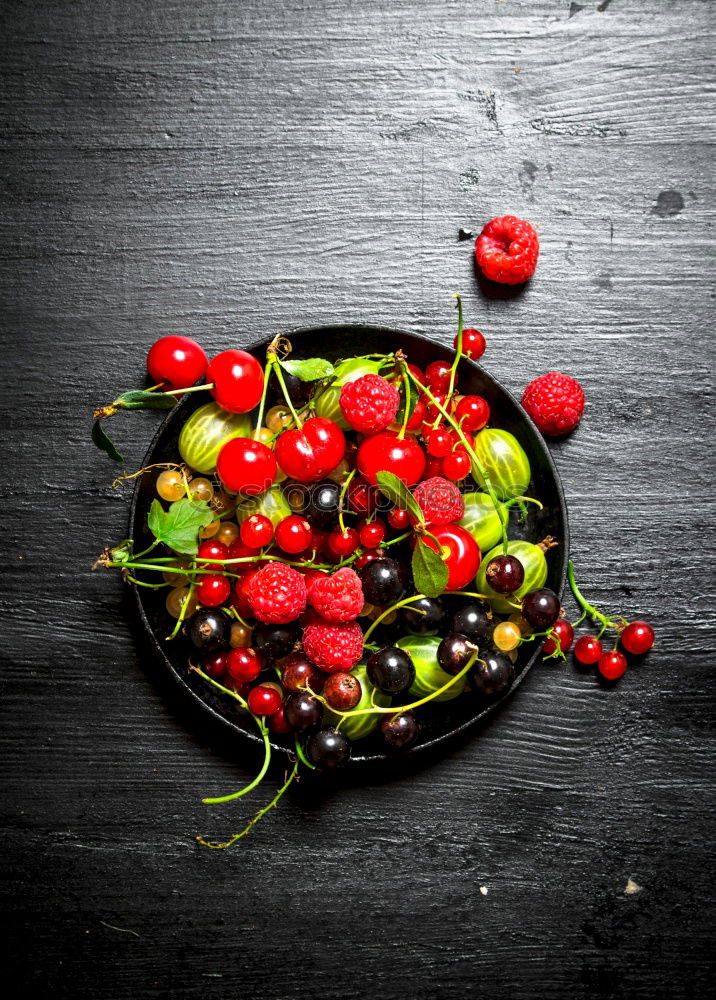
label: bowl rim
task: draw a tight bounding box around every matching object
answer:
[128,323,570,764]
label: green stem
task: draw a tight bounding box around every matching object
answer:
[446,292,464,400]
[382,530,411,547]
[253,357,273,441]
[362,593,430,642]
[567,561,614,631]
[271,358,303,428]
[338,467,357,534]
[162,383,213,397]
[197,762,299,849]
[398,369,411,440]
[294,738,316,770]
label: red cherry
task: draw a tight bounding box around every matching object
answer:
[328,527,359,557]
[455,395,490,432]
[240,514,274,549]
[442,448,471,481]
[206,349,265,414]
[275,515,313,554]
[201,651,227,678]
[275,417,346,483]
[422,524,480,590]
[357,431,426,487]
[457,328,486,360]
[598,650,628,681]
[425,360,452,391]
[226,648,263,683]
[247,683,283,716]
[573,635,602,665]
[425,426,455,458]
[216,437,277,496]
[358,518,386,548]
[146,335,207,390]
[197,539,229,567]
[268,705,293,735]
[620,621,655,655]
[388,507,409,529]
[197,574,231,607]
[226,539,261,569]
[543,618,574,655]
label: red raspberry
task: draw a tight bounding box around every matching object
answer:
[308,567,364,623]
[475,215,539,285]
[302,621,364,672]
[411,476,464,526]
[340,374,400,434]
[247,562,307,624]
[522,372,585,436]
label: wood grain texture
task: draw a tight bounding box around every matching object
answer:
[1,1,715,998]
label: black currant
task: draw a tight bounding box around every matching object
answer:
[485,554,525,594]
[521,588,561,630]
[401,596,445,635]
[450,603,492,646]
[472,651,515,697]
[284,692,323,731]
[303,480,342,529]
[380,710,419,750]
[307,727,351,768]
[437,633,477,674]
[359,557,406,606]
[366,646,415,694]
[185,608,232,652]
[252,623,299,661]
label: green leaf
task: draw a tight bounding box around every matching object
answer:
[375,471,423,524]
[411,538,449,598]
[280,358,335,382]
[92,420,124,462]
[394,380,419,426]
[113,390,177,410]
[110,539,134,564]
[147,497,215,555]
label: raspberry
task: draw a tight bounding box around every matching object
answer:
[247,562,307,624]
[411,476,465,526]
[475,215,539,285]
[340,374,400,434]
[308,567,364,623]
[521,372,585,437]
[302,621,364,672]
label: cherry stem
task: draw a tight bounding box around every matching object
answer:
[252,356,273,442]
[196,762,299,849]
[271,357,303,428]
[403,365,510,554]
[162,383,213,396]
[338,467,357,533]
[446,292,464,400]
[398,368,411,440]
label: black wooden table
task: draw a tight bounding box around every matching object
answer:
[2,2,714,997]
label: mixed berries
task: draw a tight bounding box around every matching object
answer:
[93,254,654,847]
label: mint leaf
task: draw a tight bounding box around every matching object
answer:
[92,419,124,462]
[147,497,215,555]
[280,357,335,381]
[114,390,177,410]
[375,471,423,524]
[411,538,449,598]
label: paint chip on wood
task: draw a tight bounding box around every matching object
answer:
[624,878,642,895]
[480,886,489,896]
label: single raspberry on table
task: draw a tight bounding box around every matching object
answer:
[411,476,465,526]
[308,567,364,623]
[522,372,585,436]
[247,562,307,624]
[302,621,364,672]
[340,374,400,434]
[475,215,539,285]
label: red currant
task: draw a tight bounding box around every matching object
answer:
[442,448,471,481]
[197,539,228,567]
[402,396,427,433]
[425,426,454,458]
[455,395,490,432]
[280,653,324,693]
[226,539,260,568]
[457,328,486,360]
[328,527,359,557]
[201,651,227,678]
[206,349,265,414]
[388,507,409,529]
[275,417,346,483]
[358,518,386,548]
[620,621,655,655]
[423,455,444,478]
[216,437,277,496]
[247,683,283,716]
[573,635,602,665]
[354,549,384,570]
[422,524,480,590]
[275,515,313,554]
[146,335,208,391]
[423,391,448,423]
[197,574,231,607]
[357,431,426,487]
[598,650,627,681]
[543,618,574,655]
[425,360,452,391]
[347,477,376,515]
[240,514,274,549]
[226,647,263,683]
[268,705,292,735]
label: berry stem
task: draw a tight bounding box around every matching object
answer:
[293,737,316,770]
[162,383,213,397]
[567,561,619,633]
[270,357,303,429]
[338,467,357,534]
[196,762,298,849]
[398,368,411,440]
[252,357,273,442]
[166,579,197,639]
[446,292,464,400]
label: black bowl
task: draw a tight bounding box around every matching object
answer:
[128,325,569,764]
